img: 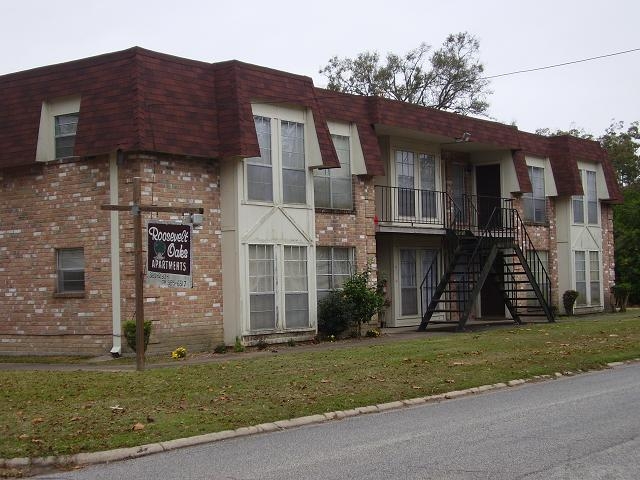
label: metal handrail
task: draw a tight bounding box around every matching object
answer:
[374,186,448,226]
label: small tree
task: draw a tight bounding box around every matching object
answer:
[341,266,386,337]
[562,290,579,316]
[611,283,632,312]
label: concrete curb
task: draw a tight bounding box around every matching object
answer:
[2,358,638,472]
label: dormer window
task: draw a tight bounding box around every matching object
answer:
[54,113,79,158]
[36,96,81,162]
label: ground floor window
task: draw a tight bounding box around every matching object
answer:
[316,247,354,301]
[56,248,85,293]
[574,250,600,306]
[399,248,438,316]
[249,244,276,330]
[248,244,309,332]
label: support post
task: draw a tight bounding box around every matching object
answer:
[133,177,145,371]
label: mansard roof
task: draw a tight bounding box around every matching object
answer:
[0,47,621,202]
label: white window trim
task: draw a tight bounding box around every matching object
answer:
[245,243,314,334]
[523,165,547,223]
[573,249,602,307]
[315,246,355,298]
[572,166,600,226]
[55,247,85,294]
[36,96,81,162]
[396,247,439,319]
[313,134,353,210]
[245,105,310,207]
[389,144,442,222]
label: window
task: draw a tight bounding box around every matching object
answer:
[574,250,601,307]
[573,169,598,225]
[400,249,437,316]
[589,251,601,306]
[314,135,352,209]
[246,114,307,204]
[395,150,437,219]
[575,251,586,305]
[524,166,546,223]
[528,250,549,306]
[586,171,598,224]
[248,245,276,330]
[248,244,310,332]
[281,121,306,204]
[316,247,354,300]
[54,113,79,158]
[284,246,309,328]
[247,116,273,202]
[56,248,85,293]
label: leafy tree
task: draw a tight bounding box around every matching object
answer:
[320,32,491,116]
[600,121,640,187]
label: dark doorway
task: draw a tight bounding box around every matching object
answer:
[480,258,505,317]
[475,164,501,228]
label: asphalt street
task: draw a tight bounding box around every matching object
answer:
[37,363,640,480]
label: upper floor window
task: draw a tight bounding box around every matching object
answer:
[572,169,598,225]
[54,113,79,158]
[247,116,273,202]
[395,150,437,219]
[56,248,85,293]
[246,113,306,205]
[314,135,352,209]
[281,121,306,204]
[36,96,81,162]
[524,166,546,223]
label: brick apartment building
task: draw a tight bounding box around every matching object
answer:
[0,47,622,356]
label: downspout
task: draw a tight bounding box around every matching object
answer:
[109,151,122,355]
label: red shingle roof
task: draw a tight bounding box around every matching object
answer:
[0,47,621,202]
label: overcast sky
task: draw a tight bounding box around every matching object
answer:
[3,0,639,136]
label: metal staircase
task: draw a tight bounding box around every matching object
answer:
[418,195,555,331]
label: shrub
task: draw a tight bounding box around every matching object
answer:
[123,320,152,353]
[342,266,386,337]
[562,290,579,316]
[611,283,632,312]
[213,343,227,354]
[317,290,353,337]
[234,336,245,353]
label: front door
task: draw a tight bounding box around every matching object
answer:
[475,164,501,228]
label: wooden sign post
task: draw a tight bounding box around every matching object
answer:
[102,177,204,371]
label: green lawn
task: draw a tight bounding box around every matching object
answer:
[1,312,639,460]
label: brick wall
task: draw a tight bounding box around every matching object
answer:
[315,176,377,272]
[0,157,113,355]
[116,154,224,354]
[0,154,224,356]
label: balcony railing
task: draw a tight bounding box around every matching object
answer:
[375,185,514,230]
[375,186,448,227]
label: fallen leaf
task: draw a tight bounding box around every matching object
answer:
[445,379,456,384]
[320,379,330,384]
[18,434,29,440]
[31,417,44,424]
[70,416,82,422]
[132,422,145,431]
[609,334,619,337]
[411,385,423,390]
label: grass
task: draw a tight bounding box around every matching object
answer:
[1,312,639,460]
